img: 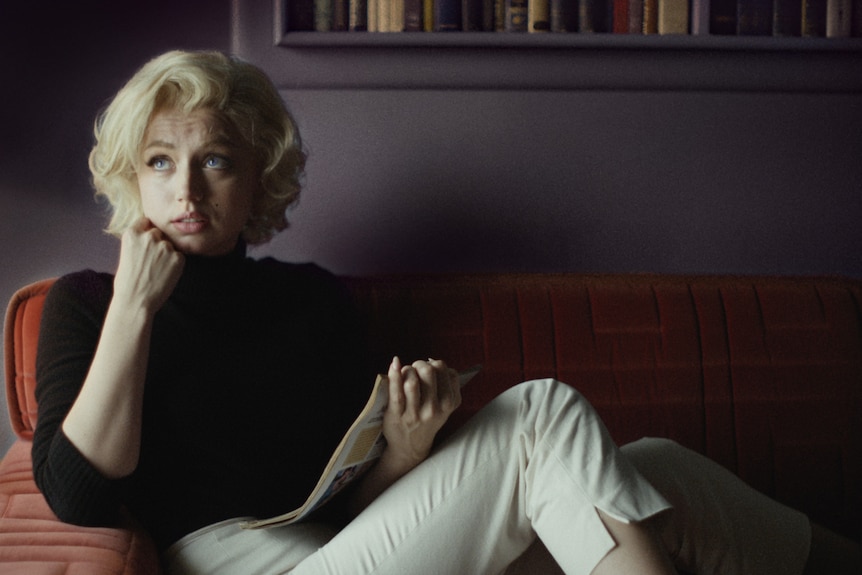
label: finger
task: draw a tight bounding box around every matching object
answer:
[130,216,152,233]
[401,364,423,421]
[388,356,405,416]
[412,359,440,405]
[428,358,461,412]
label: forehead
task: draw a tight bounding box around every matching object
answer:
[143,108,237,147]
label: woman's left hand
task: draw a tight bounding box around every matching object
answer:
[381,356,462,473]
[348,356,462,514]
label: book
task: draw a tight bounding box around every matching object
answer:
[426,0,437,29]
[370,0,406,31]
[436,0,465,29]
[369,0,380,30]
[315,0,334,30]
[391,0,406,30]
[551,0,579,30]
[614,0,631,32]
[332,0,350,29]
[710,0,737,33]
[405,0,425,29]
[288,0,317,30]
[658,0,690,33]
[464,0,494,29]
[350,0,370,29]
[579,0,611,31]
[802,0,828,35]
[826,0,852,36]
[529,0,553,30]
[737,0,773,34]
[240,365,482,530]
[506,0,530,29]
[628,0,645,32]
[496,0,508,28]
[773,0,802,35]
[691,0,710,33]
[643,0,659,31]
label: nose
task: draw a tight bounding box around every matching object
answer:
[176,165,205,203]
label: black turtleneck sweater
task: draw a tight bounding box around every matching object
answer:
[32,245,371,551]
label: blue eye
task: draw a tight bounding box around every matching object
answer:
[147,156,172,171]
[205,155,231,169]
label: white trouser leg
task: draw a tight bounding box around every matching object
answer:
[292,379,669,575]
[620,437,812,575]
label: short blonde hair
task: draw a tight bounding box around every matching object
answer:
[88,50,305,245]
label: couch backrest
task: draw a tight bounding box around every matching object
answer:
[4,278,56,441]
[343,273,862,537]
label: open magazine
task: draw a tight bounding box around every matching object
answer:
[240,364,482,530]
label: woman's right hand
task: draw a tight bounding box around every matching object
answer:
[61,218,184,479]
[114,217,185,314]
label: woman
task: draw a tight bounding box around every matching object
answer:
[32,50,854,575]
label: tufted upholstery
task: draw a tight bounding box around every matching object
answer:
[2,273,861,572]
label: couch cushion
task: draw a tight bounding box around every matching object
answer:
[0,441,161,575]
[4,278,55,441]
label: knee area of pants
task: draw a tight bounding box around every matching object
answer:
[517,378,579,403]
[622,437,683,459]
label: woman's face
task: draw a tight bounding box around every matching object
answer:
[137,107,260,256]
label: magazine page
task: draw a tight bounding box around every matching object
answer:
[241,365,481,529]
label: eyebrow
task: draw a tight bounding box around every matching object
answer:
[142,134,237,152]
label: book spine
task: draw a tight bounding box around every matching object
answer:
[391,0,405,30]
[368,0,379,30]
[483,0,497,29]
[425,0,436,29]
[464,0,485,29]
[436,0,464,29]
[551,0,580,30]
[495,0,507,28]
[529,0,553,29]
[614,0,631,31]
[315,0,334,30]
[579,0,611,31]
[658,0,690,32]
[737,0,773,34]
[642,0,658,31]
[772,0,802,34]
[288,0,316,30]
[350,0,370,29]
[802,0,828,35]
[709,0,737,33]
[826,0,852,36]
[506,0,530,29]
[333,0,350,29]
[854,0,862,36]
[690,0,710,32]
[628,0,645,31]
[405,0,425,29]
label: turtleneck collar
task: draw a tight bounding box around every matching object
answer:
[170,240,250,301]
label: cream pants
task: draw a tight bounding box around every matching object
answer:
[163,379,810,575]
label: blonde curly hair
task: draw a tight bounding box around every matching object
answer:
[88,50,306,245]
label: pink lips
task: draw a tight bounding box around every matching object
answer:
[171,212,208,234]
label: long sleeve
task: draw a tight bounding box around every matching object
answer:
[32,271,123,526]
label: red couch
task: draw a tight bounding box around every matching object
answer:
[3,274,861,573]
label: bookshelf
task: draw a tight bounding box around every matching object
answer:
[232,0,862,91]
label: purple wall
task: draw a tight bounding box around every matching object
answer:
[0,0,231,452]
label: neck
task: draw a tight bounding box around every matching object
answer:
[171,240,249,300]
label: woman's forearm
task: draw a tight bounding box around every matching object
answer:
[61,298,153,479]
